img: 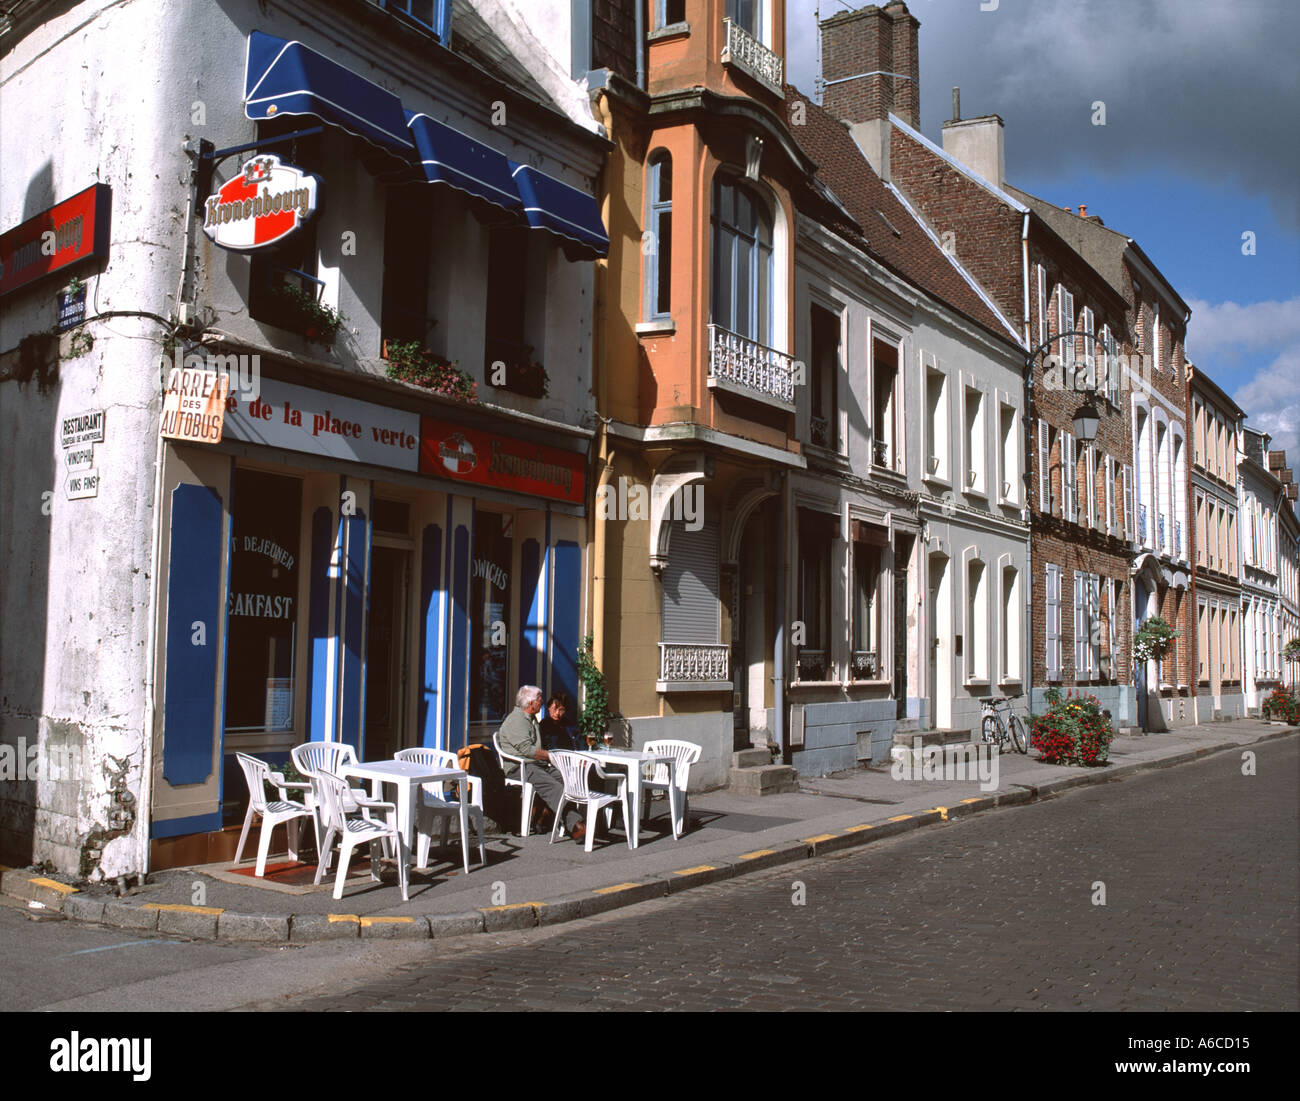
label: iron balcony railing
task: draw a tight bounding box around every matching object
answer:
[659,643,730,683]
[1175,519,1182,556]
[851,650,879,680]
[1138,502,1148,543]
[796,649,828,682]
[720,17,784,96]
[708,323,795,407]
[1158,512,1166,551]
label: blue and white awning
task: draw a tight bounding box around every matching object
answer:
[244,31,416,158]
[405,112,522,216]
[511,163,609,260]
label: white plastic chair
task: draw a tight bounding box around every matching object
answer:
[291,741,384,864]
[232,753,315,877]
[548,750,630,853]
[395,748,486,874]
[641,740,702,837]
[493,731,536,836]
[310,769,408,901]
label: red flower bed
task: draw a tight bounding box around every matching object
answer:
[1031,690,1115,766]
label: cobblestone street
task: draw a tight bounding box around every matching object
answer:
[268,735,1299,1012]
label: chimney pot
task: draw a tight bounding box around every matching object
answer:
[952,86,960,122]
[1079,204,1087,216]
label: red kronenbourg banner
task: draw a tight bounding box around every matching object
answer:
[419,417,585,505]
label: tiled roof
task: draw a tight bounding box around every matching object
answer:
[784,86,1017,346]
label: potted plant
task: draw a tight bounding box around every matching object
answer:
[576,634,613,749]
[1132,615,1175,665]
[488,346,549,398]
[1030,688,1116,766]
[1261,686,1299,725]
[383,340,478,403]
[269,282,345,346]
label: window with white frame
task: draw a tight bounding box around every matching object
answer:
[655,0,687,27]
[963,385,986,494]
[1080,306,1096,391]
[711,176,773,345]
[1074,570,1099,679]
[924,359,948,481]
[999,401,1018,502]
[726,0,762,38]
[1197,600,1208,681]
[1084,443,1097,528]
[1105,455,1116,534]
[1045,563,1062,680]
[966,557,988,683]
[1122,463,1134,539]
[873,338,901,471]
[1037,263,1048,349]
[644,153,673,321]
[1001,564,1021,682]
[1057,286,1076,373]
[1062,430,1077,522]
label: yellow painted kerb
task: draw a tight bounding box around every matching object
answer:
[143,903,224,916]
[327,914,360,923]
[888,814,914,822]
[360,916,414,926]
[592,882,641,895]
[673,865,716,876]
[29,877,78,895]
[844,824,874,832]
[738,849,775,860]
[481,903,539,912]
[803,833,838,843]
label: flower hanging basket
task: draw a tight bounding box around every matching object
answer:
[1132,616,1175,665]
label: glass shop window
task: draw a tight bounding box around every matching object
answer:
[470,511,515,725]
[224,469,302,734]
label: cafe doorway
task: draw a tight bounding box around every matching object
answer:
[365,543,411,760]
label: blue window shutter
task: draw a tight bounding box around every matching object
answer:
[161,485,224,786]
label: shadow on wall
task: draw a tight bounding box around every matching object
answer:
[0,160,59,865]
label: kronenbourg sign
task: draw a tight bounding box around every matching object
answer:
[202,155,319,250]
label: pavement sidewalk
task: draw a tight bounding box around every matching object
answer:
[4,718,1293,943]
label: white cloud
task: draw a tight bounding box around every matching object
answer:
[1233,346,1300,457]
[1186,297,1300,361]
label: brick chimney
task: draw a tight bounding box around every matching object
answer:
[820,2,920,130]
[820,2,920,178]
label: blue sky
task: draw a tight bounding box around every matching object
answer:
[786,0,1300,454]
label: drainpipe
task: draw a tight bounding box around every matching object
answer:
[773,470,788,759]
[635,0,646,90]
[1021,212,1034,712]
[591,90,616,671]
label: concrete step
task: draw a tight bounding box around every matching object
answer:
[732,748,770,769]
[0,868,81,912]
[891,727,973,750]
[889,740,997,770]
[728,764,799,796]
[894,717,920,736]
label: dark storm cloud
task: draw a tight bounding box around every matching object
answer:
[788,0,1300,229]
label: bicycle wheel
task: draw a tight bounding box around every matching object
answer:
[1009,713,1029,754]
[981,716,1000,746]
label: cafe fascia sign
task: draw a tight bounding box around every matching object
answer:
[202,154,319,250]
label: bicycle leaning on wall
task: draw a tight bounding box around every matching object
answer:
[980,695,1028,754]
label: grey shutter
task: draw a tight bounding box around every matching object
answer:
[661,515,721,643]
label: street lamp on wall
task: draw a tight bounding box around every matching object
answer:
[1072,398,1101,444]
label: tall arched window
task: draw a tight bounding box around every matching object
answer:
[710,176,774,345]
[644,153,672,321]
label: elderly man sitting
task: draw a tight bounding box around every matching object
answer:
[498,685,586,842]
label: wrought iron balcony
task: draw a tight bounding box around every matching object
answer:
[1175,519,1182,556]
[796,649,828,682]
[874,438,890,468]
[1158,512,1166,551]
[1138,502,1148,543]
[721,18,784,97]
[851,650,879,680]
[708,323,795,408]
[659,643,730,684]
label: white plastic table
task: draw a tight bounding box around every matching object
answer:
[343,759,467,877]
[584,748,679,849]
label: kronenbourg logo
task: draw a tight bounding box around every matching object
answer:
[202,154,319,250]
[439,433,477,475]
